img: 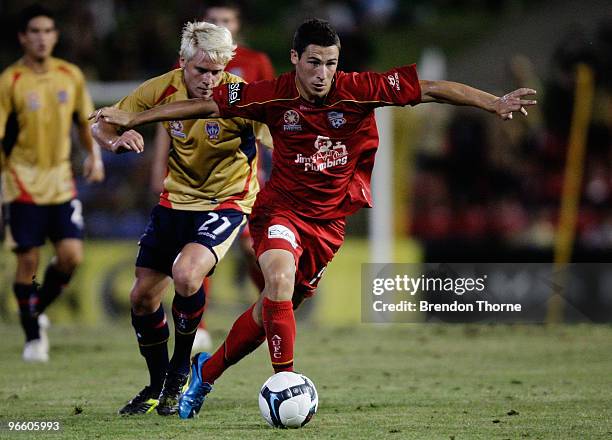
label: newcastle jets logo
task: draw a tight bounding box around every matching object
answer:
[169,121,186,138]
[205,121,220,140]
[57,90,68,104]
[283,110,302,132]
[327,111,346,128]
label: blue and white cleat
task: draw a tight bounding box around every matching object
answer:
[178,352,213,419]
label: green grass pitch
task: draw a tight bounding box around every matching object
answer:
[0,322,610,439]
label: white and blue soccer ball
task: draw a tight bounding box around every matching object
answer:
[258,371,318,428]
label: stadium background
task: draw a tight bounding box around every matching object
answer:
[1,0,611,324]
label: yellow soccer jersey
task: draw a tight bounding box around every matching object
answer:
[116,69,263,213]
[0,57,93,204]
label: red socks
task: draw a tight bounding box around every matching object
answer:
[262,297,295,372]
[200,303,266,384]
[199,296,296,384]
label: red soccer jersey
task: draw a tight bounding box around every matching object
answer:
[212,65,421,219]
[172,45,275,83]
[225,46,275,83]
[225,46,276,187]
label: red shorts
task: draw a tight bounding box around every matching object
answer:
[249,206,346,297]
[240,222,252,240]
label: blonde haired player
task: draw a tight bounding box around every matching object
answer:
[150,1,276,354]
[92,20,268,416]
[180,21,235,63]
[0,4,104,363]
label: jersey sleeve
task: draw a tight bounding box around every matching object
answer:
[344,64,421,107]
[114,77,163,112]
[72,67,95,126]
[212,81,272,124]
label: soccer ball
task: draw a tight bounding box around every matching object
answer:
[258,371,318,428]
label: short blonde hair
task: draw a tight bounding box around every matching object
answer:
[179,21,236,65]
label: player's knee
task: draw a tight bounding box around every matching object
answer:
[16,252,38,275]
[264,269,295,300]
[172,264,204,295]
[55,252,82,273]
[129,287,158,314]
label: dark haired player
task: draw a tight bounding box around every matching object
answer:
[0,4,104,362]
[93,18,537,418]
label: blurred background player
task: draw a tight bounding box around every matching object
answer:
[149,0,275,352]
[0,4,105,363]
[92,21,269,416]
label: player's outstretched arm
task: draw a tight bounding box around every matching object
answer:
[90,98,220,129]
[91,118,144,154]
[419,80,537,120]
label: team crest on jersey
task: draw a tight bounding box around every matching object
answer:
[205,121,220,140]
[283,110,302,132]
[27,92,40,110]
[57,90,68,103]
[327,111,346,128]
[294,135,348,172]
[169,121,186,138]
